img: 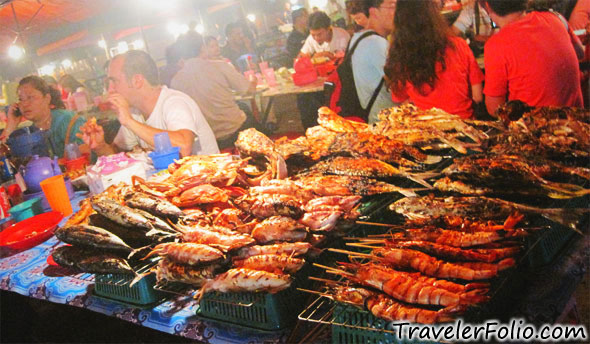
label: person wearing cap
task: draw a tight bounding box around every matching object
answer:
[286,8,310,64]
[79,50,219,157]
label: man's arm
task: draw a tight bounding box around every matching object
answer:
[485,95,505,117]
[120,119,195,157]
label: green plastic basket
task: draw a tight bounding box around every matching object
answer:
[525,224,575,268]
[331,303,438,344]
[198,286,301,331]
[94,272,165,307]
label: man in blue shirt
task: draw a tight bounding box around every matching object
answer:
[346,0,398,123]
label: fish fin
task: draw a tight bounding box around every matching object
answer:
[423,155,443,164]
[406,173,436,189]
[541,182,590,199]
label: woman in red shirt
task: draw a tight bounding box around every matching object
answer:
[383,0,484,119]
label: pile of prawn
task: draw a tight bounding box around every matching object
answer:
[307,213,528,324]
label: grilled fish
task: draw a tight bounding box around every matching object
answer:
[390,195,588,231]
[52,245,134,274]
[88,214,153,248]
[124,192,183,219]
[55,225,133,254]
[294,174,418,197]
[309,156,435,187]
[439,154,590,199]
[91,197,156,231]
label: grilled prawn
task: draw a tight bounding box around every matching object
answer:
[373,248,515,280]
[338,263,488,307]
[387,227,528,248]
[366,294,462,324]
[389,240,521,263]
[178,224,255,252]
[155,258,220,286]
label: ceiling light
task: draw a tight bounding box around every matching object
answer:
[8,45,24,60]
[61,59,73,69]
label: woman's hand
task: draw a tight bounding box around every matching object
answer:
[3,103,21,140]
[77,118,106,151]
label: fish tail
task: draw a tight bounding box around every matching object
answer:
[406,172,437,189]
[542,182,590,199]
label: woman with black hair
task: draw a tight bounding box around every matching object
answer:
[384,0,484,119]
[4,76,87,158]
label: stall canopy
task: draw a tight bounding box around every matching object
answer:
[0,0,113,57]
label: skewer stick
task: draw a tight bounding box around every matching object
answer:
[308,276,344,284]
[356,221,393,227]
[312,263,354,276]
[297,288,335,299]
[346,238,386,243]
[346,242,381,249]
[328,248,373,259]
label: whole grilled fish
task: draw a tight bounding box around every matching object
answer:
[52,245,134,274]
[390,195,588,232]
[124,192,183,219]
[55,225,133,254]
[309,156,435,188]
[91,197,161,232]
[88,214,153,248]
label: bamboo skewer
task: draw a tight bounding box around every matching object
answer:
[308,276,344,284]
[313,263,355,276]
[355,221,394,227]
[328,248,373,259]
[346,242,382,249]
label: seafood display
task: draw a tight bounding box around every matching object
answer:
[50,102,588,332]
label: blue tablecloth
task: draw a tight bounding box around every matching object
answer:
[0,192,287,344]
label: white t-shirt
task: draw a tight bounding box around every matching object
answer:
[113,86,219,155]
[453,3,494,37]
[300,27,351,55]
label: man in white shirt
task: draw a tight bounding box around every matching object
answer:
[81,50,219,157]
[452,0,495,41]
[300,11,351,59]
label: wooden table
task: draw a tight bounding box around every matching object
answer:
[236,78,325,128]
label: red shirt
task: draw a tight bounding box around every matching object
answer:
[484,11,583,108]
[391,36,484,119]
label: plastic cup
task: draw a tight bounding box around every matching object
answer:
[259,61,269,71]
[39,175,72,217]
[263,68,278,87]
[65,143,81,160]
[153,132,173,153]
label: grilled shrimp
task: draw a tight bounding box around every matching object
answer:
[233,254,305,274]
[195,268,292,300]
[366,294,463,324]
[143,243,225,266]
[234,193,304,219]
[389,240,521,263]
[340,263,488,307]
[251,216,308,243]
[443,213,525,232]
[233,242,312,259]
[388,227,528,248]
[374,248,510,280]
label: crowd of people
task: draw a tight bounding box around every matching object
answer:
[2,0,587,161]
